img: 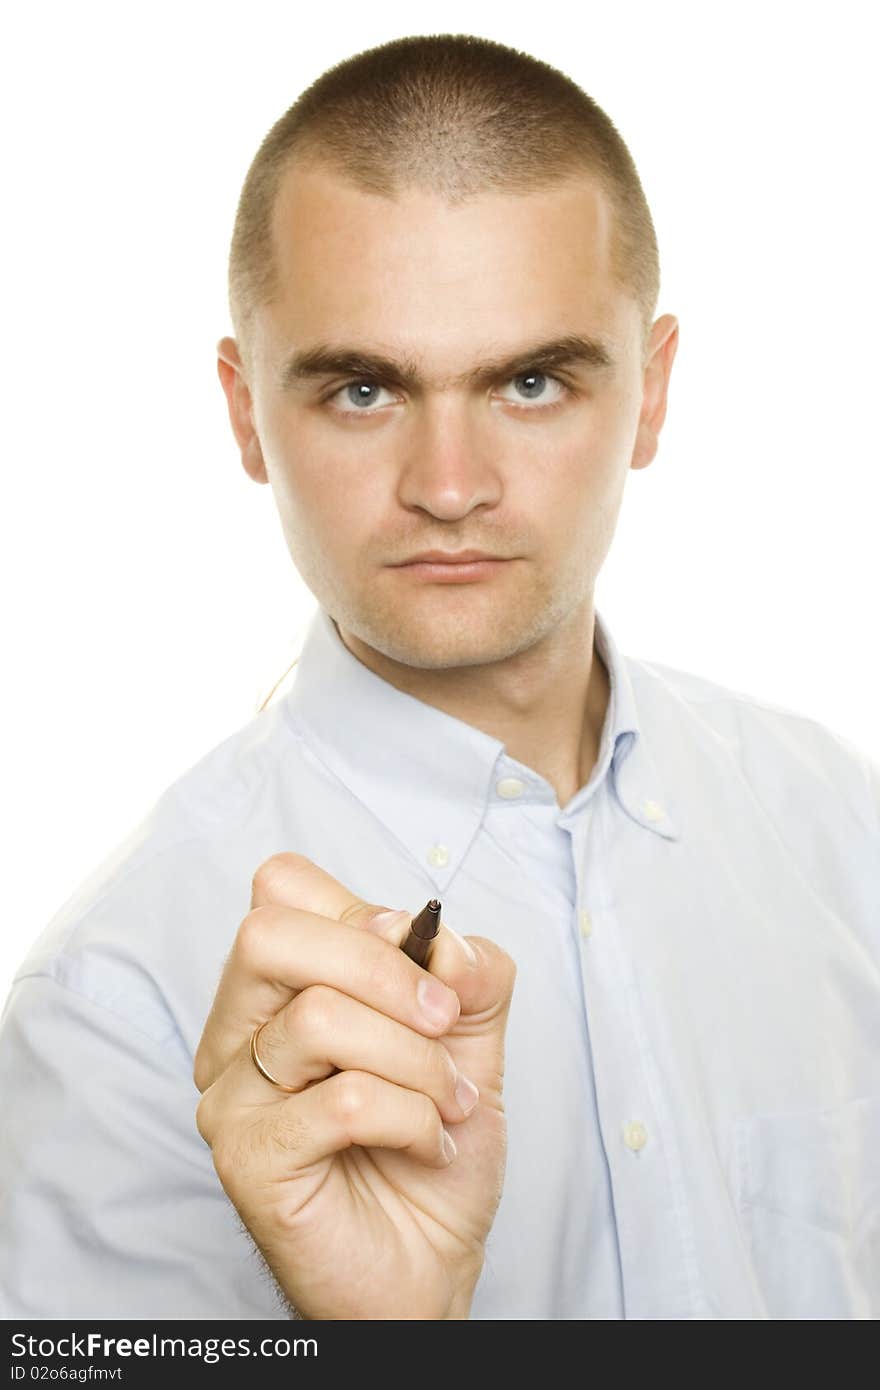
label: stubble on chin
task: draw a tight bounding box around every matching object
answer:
[333,568,580,673]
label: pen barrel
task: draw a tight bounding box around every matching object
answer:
[401,898,441,968]
[401,931,435,968]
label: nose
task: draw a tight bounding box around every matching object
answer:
[395,394,503,521]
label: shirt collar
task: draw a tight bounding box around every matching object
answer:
[283,604,679,890]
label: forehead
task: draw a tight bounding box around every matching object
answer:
[263,161,632,359]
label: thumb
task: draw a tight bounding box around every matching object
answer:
[362,907,516,1022]
[438,930,517,1115]
[361,908,517,1100]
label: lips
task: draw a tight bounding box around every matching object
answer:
[390,554,514,584]
[395,550,503,565]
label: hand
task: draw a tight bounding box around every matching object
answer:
[193,853,516,1320]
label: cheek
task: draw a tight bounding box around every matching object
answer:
[261,410,344,516]
[521,429,618,514]
[267,440,384,570]
[524,424,629,561]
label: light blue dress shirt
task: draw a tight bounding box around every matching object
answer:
[1,605,878,1319]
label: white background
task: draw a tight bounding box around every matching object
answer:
[2,1,877,1000]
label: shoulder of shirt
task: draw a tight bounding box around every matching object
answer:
[624,650,879,837]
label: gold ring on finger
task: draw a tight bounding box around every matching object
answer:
[249,1020,298,1094]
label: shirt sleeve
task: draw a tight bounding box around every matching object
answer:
[849,741,880,965]
[861,747,880,845]
[0,970,290,1319]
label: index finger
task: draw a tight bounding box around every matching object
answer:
[251,852,478,974]
[250,852,485,1020]
[193,856,462,1090]
[250,851,386,925]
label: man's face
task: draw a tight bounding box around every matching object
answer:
[218,163,677,671]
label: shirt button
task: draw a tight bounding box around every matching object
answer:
[623,1121,648,1152]
[427,844,449,868]
[642,799,665,821]
[578,909,593,938]
[496,777,525,799]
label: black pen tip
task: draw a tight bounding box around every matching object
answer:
[411,897,442,941]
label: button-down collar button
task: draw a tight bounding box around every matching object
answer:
[496,777,525,799]
[579,909,593,939]
[623,1121,648,1151]
[642,799,665,821]
[427,844,449,868]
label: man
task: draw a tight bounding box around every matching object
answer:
[1,34,878,1321]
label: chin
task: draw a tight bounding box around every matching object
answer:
[356,607,550,670]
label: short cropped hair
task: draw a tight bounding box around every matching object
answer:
[228,34,660,371]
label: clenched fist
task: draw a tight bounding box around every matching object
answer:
[193,853,517,1320]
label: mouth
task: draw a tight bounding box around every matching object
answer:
[389,555,515,584]
[393,549,507,564]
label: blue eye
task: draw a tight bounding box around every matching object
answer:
[516,374,547,398]
[329,381,396,413]
[498,373,567,407]
[345,383,383,407]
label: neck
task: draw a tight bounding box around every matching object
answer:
[337,601,611,811]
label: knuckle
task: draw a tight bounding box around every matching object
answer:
[251,853,314,904]
[332,1070,373,1127]
[287,984,337,1041]
[250,858,280,903]
[235,906,276,969]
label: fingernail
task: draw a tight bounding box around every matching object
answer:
[417,976,458,1028]
[442,1129,457,1163]
[455,1073,480,1114]
[444,924,478,965]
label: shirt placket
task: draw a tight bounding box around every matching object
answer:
[563,798,707,1319]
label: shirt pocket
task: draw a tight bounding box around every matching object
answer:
[732,1095,880,1318]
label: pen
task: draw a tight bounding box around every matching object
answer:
[401,898,441,968]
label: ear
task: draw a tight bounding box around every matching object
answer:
[216,336,268,484]
[630,314,679,472]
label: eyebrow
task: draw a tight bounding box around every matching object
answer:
[278,332,616,394]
